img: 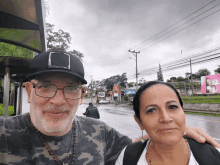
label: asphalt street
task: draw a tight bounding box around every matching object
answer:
[77,103,220,143]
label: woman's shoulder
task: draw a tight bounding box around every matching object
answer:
[115,145,127,165]
[215,147,220,153]
[115,140,150,165]
[187,138,220,164]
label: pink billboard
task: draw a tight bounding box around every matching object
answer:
[201,74,220,93]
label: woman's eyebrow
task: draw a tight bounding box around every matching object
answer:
[166,100,177,104]
[145,104,157,109]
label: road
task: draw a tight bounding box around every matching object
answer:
[77,103,220,143]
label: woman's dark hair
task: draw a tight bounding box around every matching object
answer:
[133,81,183,121]
[206,78,210,85]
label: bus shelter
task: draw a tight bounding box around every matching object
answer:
[0,0,47,116]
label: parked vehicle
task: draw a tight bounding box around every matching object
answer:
[99,100,110,104]
[128,94,135,103]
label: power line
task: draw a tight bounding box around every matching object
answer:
[142,53,220,78]
[100,1,217,70]
[103,3,220,71]
[127,46,220,77]
[127,51,220,79]
[160,47,220,69]
[101,53,128,68]
[131,0,216,50]
[137,5,220,52]
[127,37,220,74]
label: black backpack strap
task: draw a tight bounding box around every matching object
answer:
[123,139,149,165]
[186,137,220,165]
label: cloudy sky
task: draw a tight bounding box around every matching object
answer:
[45,0,220,84]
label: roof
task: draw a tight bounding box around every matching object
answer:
[0,0,47,52]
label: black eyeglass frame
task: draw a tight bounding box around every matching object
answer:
[31,82,83,100]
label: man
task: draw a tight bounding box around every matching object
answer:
[83,103,100,119]
[0,50,219,165]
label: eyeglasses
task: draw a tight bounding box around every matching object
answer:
[31,83,82,100]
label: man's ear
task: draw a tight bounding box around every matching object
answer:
[79,86,86,105]
[25,82,32,103]
[134,115,145,130]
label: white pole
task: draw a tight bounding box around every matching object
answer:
[3,67,10,117]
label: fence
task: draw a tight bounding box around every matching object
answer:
[167,81,201,96]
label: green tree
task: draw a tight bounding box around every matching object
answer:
[46,23,71,50]
[123,95,129,101]
[214,65,220,74]
[194,68,211,78]
[167,77,176,82]
[176,76,185,82]
[68,50,84,62]
[128,82,134,87]
[104,73,127,91]
[185,72,198,80]
[46,23,84,61]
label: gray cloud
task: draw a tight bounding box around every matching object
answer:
[47,0,220,81]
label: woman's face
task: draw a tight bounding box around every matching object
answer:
[135,84,185,145]
[207,79,212,86]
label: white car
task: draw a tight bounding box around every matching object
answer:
[99,100,110,104]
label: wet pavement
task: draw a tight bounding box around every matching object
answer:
[77,103,220,143]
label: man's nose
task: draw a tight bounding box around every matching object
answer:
[49,89,66,105]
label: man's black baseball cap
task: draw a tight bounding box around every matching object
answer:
[26,50,87,84]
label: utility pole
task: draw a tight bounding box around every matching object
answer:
[190,58,193,95]
[87,75,93,102]
[128,50,140,91]
[90,75,93,96]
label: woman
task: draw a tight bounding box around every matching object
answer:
[206,78,218,93]
[116,81,220,165]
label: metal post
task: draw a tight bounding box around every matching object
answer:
[14,84,18,115]
[188,76,190,96]
[3,67,10,117]
[184,81,186,96]
[17,78,23,115]
[33,51,38,58]
[136,53,138,91]
[190,58,193,95]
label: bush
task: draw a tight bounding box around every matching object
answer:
[123,95,129,101]
[0,104,14,116]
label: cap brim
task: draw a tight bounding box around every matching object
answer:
[26,70,87,84]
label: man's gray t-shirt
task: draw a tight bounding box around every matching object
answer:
[0,113,132,165]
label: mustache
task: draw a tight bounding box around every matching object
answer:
[42,107,69,113]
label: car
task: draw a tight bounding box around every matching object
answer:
[129,97,134,103]
[99,100,110,104]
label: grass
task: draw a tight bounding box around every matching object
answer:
[181,95,220,103]
[185,111,220,117]
[0,104,14,116]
